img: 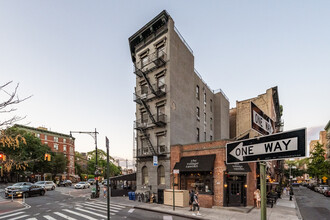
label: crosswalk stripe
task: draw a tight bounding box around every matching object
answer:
[79,204,119,212]
[10,215,30,220]
[92,201,126,209]
[43,215,57,220]
[74,207,108,218]
[25,218,37,220]
[0,211,25,219]
[84,202,121,211]
[128,208,135,213]
[76,205,117,214]
[54,212,77,220]
[63,209,97,220]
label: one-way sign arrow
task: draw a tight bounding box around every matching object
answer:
[226,128,306,164]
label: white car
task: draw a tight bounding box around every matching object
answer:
[75,182,90,189]
[34,181,56,190]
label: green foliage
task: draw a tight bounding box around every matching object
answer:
[86,149,121,177]
[75,151,88,176]
[307,142,330,181]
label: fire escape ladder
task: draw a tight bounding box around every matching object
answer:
[141,129,157,156]
[141,73,156,95]
[140,99,156,124]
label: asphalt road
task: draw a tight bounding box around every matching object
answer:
[293,186,330,220]
[0,185,190,220]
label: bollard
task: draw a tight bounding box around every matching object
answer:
[11,193,13,202]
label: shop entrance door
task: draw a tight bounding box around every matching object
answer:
[228,181,242,206]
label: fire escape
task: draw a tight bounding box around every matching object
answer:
[133,51,167,158]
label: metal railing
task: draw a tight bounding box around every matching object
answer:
[134,114,167,129]
[174,26,193,54]
[134,51,167,73]
[134,83,167,102]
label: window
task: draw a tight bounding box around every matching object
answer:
[63,138,66,143]
[142,139,149,154]
[157,135,166,153]
[157,45,165,58]
[157,165,165,185]
[36,133,40,138]
[44,135,47,140]
[196,107,200,119]
[204,113,206,124]
[54,144,58,151]
[203,89,206,104]
[141,111,148,124]
[141,84,148,95]
[45,142,48,144]
[210,99,213,112]
[210,135,213,141]
[157,75,165,91]
[142,166,149,185]
[54,137,58,142]
[210,118,213,130]
[204,132,206,141]
[141,55,148,67]
[196,128,200,142]
[63,145,67,152]
[157,105,165,122]
[196,86,199,100]
[70,147,74,153]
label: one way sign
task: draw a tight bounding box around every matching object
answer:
[226,128,306,164]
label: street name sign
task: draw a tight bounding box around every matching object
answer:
[251,102,275,135]
[226,128,306,164]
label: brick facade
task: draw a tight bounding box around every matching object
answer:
[171,140,257,208]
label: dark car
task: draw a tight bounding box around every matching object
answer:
[5,185,46,198]
[58,180,72,187]
[87,179,96,185]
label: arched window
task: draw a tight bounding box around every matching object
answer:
[157,165,165,185]
[142,166,149,185]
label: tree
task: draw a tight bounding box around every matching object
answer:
[0,81,31,128]
[75,151,88,177]
[307,142,330,183]
[87,149,121,177]
[50,153,68,176]
[0,127,52,182]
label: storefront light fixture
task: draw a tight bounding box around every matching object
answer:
[244,184,247,188]
[224,183,228,188]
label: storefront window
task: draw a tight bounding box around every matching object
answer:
[180,172,213,194]
[157,165,165,185]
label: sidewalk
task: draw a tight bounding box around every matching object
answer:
[102,194,300,220]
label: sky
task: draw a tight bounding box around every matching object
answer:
[1,1,329,162]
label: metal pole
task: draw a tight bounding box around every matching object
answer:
[95,128,98,197]
[260,162,266,220]
[173,175,175,211]
[106,137,110,220]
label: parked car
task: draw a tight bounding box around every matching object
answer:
[75,181,90,189]
[87,179,96,185]
[5,182,33,193]
[315,185,328,193]
[324,189,330,197]
[34,181,56,190]
[58,180,72,187]
[318,185,329,194]
[5,185,46,198]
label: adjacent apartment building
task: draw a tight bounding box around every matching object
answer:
[15,124,75,179]
[129,11,229,195]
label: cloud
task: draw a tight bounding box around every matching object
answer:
[307,125,324,144]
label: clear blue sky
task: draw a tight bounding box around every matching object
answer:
[1,1,329,160]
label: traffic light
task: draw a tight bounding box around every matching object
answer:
[0,153,3,160]
[44,153,51,161]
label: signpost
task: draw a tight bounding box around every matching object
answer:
[251,102,275,136]
[106,137,110,220]
[226,128,306,164]
[226,128,306,220]
[153,156,158,166]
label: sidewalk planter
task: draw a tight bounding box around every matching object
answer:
[164,189,189,207]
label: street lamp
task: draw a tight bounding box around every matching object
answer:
[70,128,99,197]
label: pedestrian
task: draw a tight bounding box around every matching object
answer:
[254,189,261,208]
[188,190,194,211]
[289,187,293,201]
[283,186,287,196]
[286,186,290,196]
[192,191,201,216]
[103,185,107,198]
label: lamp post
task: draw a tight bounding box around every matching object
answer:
[70,128,99,196]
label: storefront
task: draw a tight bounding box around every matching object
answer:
[171,140,257,208]
[174,155,215,195]
[223,163,251,207]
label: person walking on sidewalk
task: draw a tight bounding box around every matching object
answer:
[254,189,261,208]
[189,190,194,211]
[192,191,201,216]
[103,185,107,198]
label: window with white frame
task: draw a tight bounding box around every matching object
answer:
[63,145,67,152]
[54,137,58,142]
[44,135,47,140]
[63,138,66,143]
[141,55,148,67]
[196,107,200,120]
[36,133,40,138]
[142,166,149,185]
[196,86,200,100]
[157,134,166,153]
[54,144,58,151]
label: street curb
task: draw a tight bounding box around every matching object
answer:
[133,205,208,220]
[293,195,303,220]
